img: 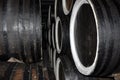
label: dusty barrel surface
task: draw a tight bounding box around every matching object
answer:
[0,0,42,63]
[70,0,120,76]
[0,62,44,80]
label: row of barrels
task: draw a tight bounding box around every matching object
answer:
[0,0,42,63]
[0,62,41,80]
[0,62,55,80]
[46,0,120,79]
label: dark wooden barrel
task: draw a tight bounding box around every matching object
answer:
[0,62,44,80]
[0,0,42,63]
[70,0,120,76]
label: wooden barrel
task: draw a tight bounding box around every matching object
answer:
[55,56,114,80]
[70,0,120,76]
[0,0,42,63]
[0,62,44,80]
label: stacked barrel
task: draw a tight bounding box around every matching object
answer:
[0,63,41,80]
[47,0,120,80]
[0,0,42,63]
[70,0,120,77]
[0,0,55,80]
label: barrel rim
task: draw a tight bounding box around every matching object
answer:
[62,0,73,15]
[55,17,63,54]
[70,0,99,75]
[52,23,56,49]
